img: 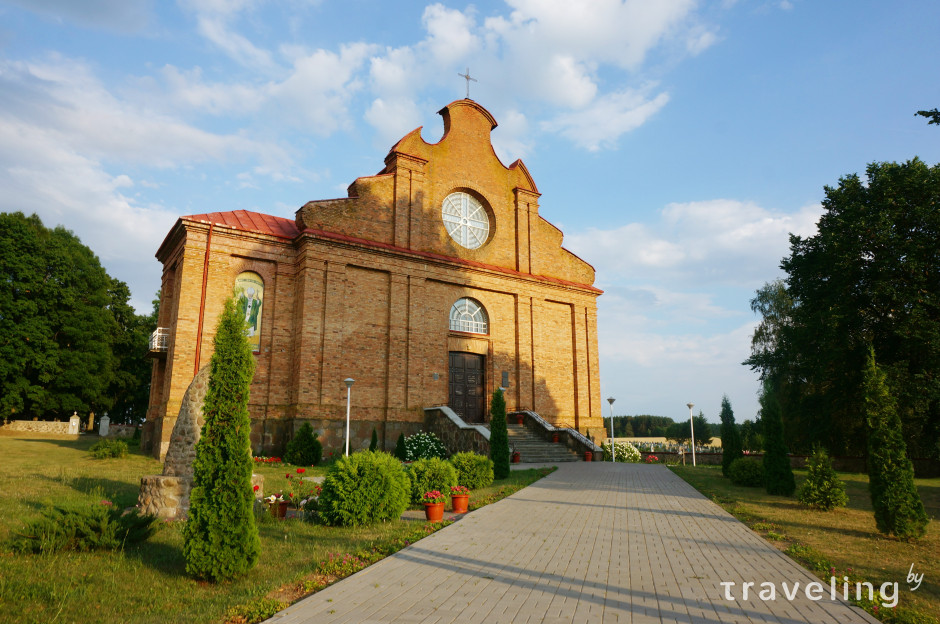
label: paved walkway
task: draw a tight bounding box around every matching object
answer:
[268,463,878,624]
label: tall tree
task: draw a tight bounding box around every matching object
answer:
[107,285,159,424]
[865,348,928,540]
[665,413,712,446]
[761,381,795,496]
[0,212,117,419]
[183,297,260,580]
[745,160,940,457]
[489,389,510,480]
[719,396,744,477]
[916,108,940,125]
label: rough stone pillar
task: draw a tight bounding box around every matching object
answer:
[86,412,95,432]
[68,412,81,435]
[99,415,110,437]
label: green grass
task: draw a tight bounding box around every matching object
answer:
[0,435,551,624]
[670,464,940,624]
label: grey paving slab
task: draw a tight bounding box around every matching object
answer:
[266,463,880,624]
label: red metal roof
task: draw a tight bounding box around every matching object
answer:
[182,210,299,239]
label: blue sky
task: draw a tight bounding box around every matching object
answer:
[2,0,938,424]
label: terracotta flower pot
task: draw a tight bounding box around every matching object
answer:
[424,501,445,522]
[269,500,288,519]
[516,414,524,425]
[451,494,469,514]
[584,451,593,462]
[552,433,560,443]
[511,451,521,463]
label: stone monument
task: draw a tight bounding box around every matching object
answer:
[138,367,262,519]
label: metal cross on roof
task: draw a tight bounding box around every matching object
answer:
[458,67,477,99]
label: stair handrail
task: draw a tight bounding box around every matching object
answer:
[510,410,602,453]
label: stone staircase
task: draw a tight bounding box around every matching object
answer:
[507,423,582,463]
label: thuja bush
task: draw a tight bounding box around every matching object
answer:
[729,457,764,487]
[407,457,457,503]
[318,451,410,527]
[865,348,928,540]
[183,297,261,581]
[13,502,159,554]
[449,452,494,489]
[719,395,744,477]
[797,447,848,511]
[369,428,379,451]
[89,439,128,459]
[760,382,795,496]
[601,440,642,462]
[285,422,322,466]
[403,431,448,461]
[394,433,407,461]
[489,389,510,479]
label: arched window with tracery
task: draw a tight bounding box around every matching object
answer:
[449,298,488,334]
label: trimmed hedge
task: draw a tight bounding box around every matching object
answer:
[407,457,457,503]
[449,452,494,489]
[318,451,410,527]
[729,457,764,487]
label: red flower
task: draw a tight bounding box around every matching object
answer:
[296,468,306,474]
[253,485,260,492]
[286,473,291,479]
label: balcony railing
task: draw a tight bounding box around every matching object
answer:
[149,328,170,354]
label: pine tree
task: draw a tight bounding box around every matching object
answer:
[369,427,379,452]
[865,347,928,539]
[285,422,322,466]
[489,389,510,480]
[394,433,407,461]
[719,395,744,477]
[183,297,260,580]
[761,381,795,496]
[797,446,847,510]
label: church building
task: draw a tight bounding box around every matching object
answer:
[142,99,603,460]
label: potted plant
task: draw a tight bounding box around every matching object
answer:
[511,450,521,463]
[584,450,593,462]
[265,493,288,518]
[421,490,446,522]
[516,413,524,425]
[450,485,470,513]
[551,432,560,443]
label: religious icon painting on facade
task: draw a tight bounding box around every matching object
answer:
[234,271,263,352]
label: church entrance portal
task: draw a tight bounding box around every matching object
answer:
[448,352,485,423]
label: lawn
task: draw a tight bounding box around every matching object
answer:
[670,464,939,623]
[0,434,550,624]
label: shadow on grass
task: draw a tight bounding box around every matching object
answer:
[31,472,142,507]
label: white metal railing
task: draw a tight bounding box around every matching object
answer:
[149,327,170,352]
[511,410,603,453]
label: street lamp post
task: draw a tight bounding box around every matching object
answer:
[607,397,616,462]
[344,378,355,456]
[687,402,696,467]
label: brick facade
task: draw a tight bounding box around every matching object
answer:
[143,100,603,459]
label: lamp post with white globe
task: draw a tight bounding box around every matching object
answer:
[687,402,696,467]
[344,378,355,456]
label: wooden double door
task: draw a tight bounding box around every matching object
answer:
[448,352,486,423]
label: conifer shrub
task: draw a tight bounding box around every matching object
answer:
[183,297,261,581]
[797,447,848,510]
[402,431,448,460]
[728,457,764,487]
[449,452,494,489]
[407,457,457,503]
[369,428,379,451]
[761,382,796,496]
[89,439,128,459]
[865,348,929,540]
[285,422,322,466]
[394,433,407,461]
[318,450,410,526]
[13,502,159,554]
[719,395,744,477]
[489,389,510,479]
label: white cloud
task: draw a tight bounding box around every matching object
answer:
[3,0,151,32]
[543,87,670,151]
